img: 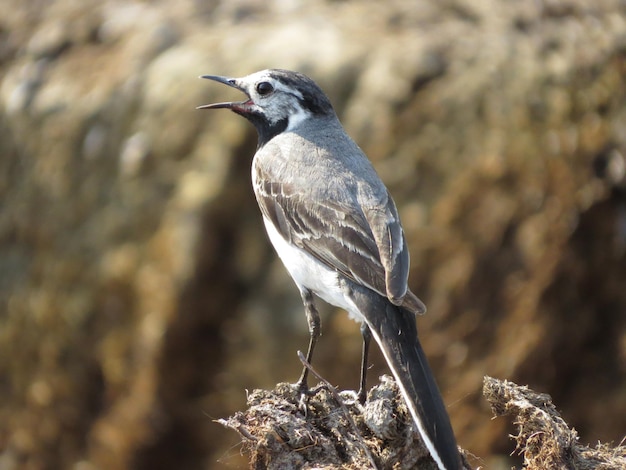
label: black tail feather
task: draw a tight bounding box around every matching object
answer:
[350,287,462,470]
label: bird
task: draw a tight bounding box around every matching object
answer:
[198,69,462,470]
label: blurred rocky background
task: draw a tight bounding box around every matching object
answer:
[1,0,625,469]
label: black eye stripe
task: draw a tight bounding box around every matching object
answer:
[256,81,274,95]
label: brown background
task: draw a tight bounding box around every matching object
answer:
[1,0,625,469]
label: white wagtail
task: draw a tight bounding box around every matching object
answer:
[198,69,462,470]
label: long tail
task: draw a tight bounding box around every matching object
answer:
[351,287,462,470]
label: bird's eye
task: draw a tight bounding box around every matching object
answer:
[256,81,274,96]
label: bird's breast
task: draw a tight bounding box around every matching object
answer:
[262,215,365,323]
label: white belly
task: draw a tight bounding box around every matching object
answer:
[262,216,365,323]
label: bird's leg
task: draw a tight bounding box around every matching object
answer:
[296,288,321,397]
[356,323,372,404]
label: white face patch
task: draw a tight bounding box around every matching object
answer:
[286,106,310,131]
[236,70,309,127]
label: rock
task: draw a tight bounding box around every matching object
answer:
[484,376,626,469]
[219,375,472,469]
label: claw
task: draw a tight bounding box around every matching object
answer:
[296,379,310,415]
[294,378,327,415]
[338,389,366,408]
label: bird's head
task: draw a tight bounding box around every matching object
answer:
[198,69,335,146]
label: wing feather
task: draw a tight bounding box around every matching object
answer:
[255,167,425,314]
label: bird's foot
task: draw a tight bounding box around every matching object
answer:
[338,389,367,409]
[295,379,327,415]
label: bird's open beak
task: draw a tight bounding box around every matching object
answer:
[196,75,250,110]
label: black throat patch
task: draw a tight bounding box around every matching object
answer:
[235,109,288,149]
